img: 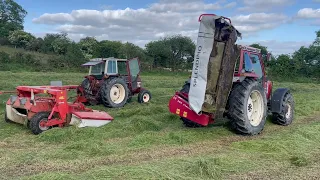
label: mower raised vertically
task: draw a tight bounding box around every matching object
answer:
[168,14,295,135]
[2,85,114,135]
[77,57,151,108]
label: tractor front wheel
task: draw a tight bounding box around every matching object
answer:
[29,112,50,135]
[101,78,129,108]
[272,92,294,126]
[227,78,267,135]
[138,89,151,103]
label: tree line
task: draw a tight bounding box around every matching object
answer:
[0,0,320,80]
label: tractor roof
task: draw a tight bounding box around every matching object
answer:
[81,57,128,66]
[238,45,262,54]
[89,57,128,62]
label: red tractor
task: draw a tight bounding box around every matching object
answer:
[77,57,151,108]
[168,14,294,135]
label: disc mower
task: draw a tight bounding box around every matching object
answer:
[168,14,295,135]
[1,84,113,135]
[77,57,151,108]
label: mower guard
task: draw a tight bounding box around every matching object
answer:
[169,92,212,126]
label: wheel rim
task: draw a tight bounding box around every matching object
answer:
[142,93,150,102]
[39,119,49,131]
[247,90,264,126]
[110,83,126,104]
[285,104,291,119]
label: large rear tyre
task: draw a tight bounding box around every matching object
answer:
[272,92,294,126]
[29,112,50,135]
[227,78,267,135]
[80,78,99,106]
[101,78,129,108]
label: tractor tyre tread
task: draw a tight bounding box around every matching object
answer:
[29,112,50,135]
[227,78,267,136]
[272,92,294,126]
[101,78,129,108]
[81,78,99,106]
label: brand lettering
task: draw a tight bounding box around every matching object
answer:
[192,45,202,87]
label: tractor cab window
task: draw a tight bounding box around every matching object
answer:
[243,52,253,72]
[249,54,263,78]
[91,62,105,75]
[128,58,140,77]
[107,60,117,74]
[117,61,127,75]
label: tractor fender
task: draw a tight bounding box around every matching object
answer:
[270,88,290,113]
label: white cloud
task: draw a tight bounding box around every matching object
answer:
[232,13,288,34]
[32,0,290,49]
[297,8,320,19]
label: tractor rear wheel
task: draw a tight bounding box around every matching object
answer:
[101,78,129,108]
[227,78,267,135]
[80,78,99,105]
[29,112,50,135]
[272,92,294,126]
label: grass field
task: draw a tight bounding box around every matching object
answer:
[0,71,320,179]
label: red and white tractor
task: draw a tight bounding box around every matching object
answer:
[168,14,295,135]
[77,57,151,108]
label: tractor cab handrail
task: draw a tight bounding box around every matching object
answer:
[198,14,232,24]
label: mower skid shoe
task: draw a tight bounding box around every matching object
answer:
[70,111,114,128]
[169,93,212,126]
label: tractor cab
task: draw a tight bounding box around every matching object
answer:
[78,57,151,108]
[82,57,133,80]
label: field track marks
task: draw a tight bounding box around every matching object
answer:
[1,113,320,178]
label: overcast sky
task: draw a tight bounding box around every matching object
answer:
[16,0,320,55]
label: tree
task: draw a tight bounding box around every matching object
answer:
[78,37,98,59]
[313,30,320,46]
[26,37,44,52]
[92,40,123,58]
[145,35,195,70]
[8,30,35,48]
[42,32,70,54]
[64,42,86,68]
[0,0,27,38]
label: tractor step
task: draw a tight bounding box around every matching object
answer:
[70,111,114,128]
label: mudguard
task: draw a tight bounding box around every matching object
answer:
[270,88,290,113]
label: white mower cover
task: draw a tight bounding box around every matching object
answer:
[69,111,113,128]
[189,15,223,114]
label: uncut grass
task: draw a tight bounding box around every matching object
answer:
[0,71,320,179]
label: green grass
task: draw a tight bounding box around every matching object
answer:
[0,71,320,179]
